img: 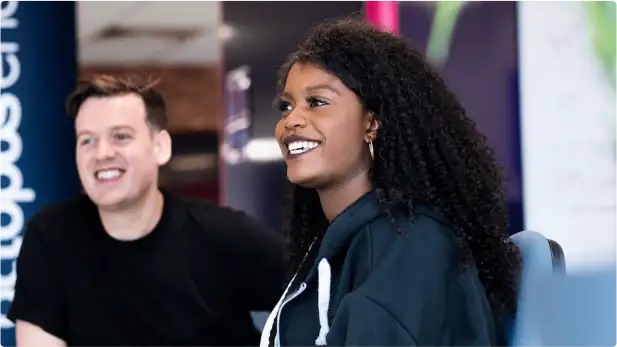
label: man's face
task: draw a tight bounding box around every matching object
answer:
[75,93,170,210]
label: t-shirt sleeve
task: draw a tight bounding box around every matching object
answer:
[7,217,67,340]
[225,210,288,311]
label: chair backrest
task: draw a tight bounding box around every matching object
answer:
[510,230,563,275]
[508,230,566,346]
[547,239,566,273]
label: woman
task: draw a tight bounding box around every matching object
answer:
[261,18,521,347]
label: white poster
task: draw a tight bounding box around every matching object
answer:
[518,1,616,270]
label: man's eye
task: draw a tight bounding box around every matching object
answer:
[114,133,131,141]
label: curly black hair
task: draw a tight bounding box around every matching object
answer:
[277,18,522,316]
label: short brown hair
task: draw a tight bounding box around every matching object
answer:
[66,74,167,130]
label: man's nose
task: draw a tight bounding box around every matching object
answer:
[94,140,116,160]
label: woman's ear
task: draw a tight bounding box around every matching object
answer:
[364,112,380,143]
[153,129,172,166]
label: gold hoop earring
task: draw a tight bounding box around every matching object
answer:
[368,141,374,160]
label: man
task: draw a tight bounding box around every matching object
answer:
[8,75,288,346]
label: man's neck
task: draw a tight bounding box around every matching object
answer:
[98,189,165,241]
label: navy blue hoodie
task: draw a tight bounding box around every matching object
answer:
[260,191,500,346]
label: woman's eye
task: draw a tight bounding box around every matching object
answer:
[277,100,293,113]
[307,97,327,108]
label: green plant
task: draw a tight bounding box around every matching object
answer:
[585,0,617,155]
[426,1,465,67]
[584,1,616,89]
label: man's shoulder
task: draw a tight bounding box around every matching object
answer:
[22,194,96,247]
[172,194,258,229]
[168,192,283,239]
[29,194,95,228]
[171,193,250,228]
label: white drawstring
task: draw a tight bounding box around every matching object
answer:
[260,242,316,347]
[260,274,296,347]
[315,258,332,346]
[260,253,333,347]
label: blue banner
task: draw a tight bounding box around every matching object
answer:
[1,2,81,345]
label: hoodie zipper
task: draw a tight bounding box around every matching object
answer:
[274,282,307,347]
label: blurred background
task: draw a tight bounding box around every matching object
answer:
[1,1,615,346]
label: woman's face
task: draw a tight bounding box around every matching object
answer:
[274,63,377,189]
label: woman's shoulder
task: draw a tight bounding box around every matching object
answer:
[361,204,459,263]
[345,205,494,345]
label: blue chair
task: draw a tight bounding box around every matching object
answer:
[510,230,616,346]
[531,267,616,346]
[510,230,566,276]
[508,230,566,346]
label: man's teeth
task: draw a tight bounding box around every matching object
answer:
[96,170,122,180]
[288,141,319,155]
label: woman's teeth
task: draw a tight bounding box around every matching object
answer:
[287,141,319,155]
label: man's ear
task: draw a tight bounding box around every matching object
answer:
[153,129,172,166]
[364,112,380,143]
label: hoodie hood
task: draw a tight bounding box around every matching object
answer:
[315,191,386,262]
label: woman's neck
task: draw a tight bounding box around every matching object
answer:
[317,169,372,222]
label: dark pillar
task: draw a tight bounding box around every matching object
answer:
[1,2,81,345]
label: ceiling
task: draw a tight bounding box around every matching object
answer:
[77,1,222,66]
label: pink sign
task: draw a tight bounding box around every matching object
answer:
[365,1,399,35]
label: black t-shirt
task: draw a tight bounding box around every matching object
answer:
[8,191,288,346]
